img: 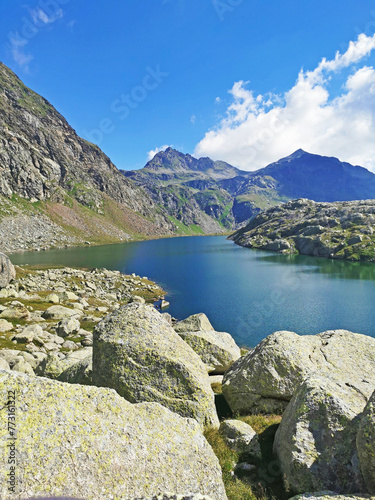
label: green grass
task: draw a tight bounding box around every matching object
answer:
[205,414,285,500]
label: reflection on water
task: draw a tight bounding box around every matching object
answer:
[10,236,375,347]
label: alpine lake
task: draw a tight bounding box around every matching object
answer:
[10,235,375,348]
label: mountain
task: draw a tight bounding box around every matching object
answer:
[0,62,173,252]
[230,198,375,262]
[125,148,375,234]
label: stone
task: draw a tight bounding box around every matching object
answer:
[174,313,214,333]
[0,253,16,288]
[56,317,81,337]
[0,305,30,320]
[58,354,92,385]
[0,289,9,298]
[138,495,214,500]
[38,347,93,379]
[220,420,261,459]
[13,324,43,343]
[222,330,375,414]
[42,305,80,320]
[0,358,10,370]
[93,303,219,428]
[131,295,146,304]
[273,375,368,494]
[62,340,79,351]
[178,329,241,374]
[12,357,35,376]
[59,291,79,301]
[0,319,13,332]
[46,293,60,303]
[161,299,170,308]
[357,390,375,494]
[0,370,227,500]
[0,349,24,367]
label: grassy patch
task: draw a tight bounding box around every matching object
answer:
[205,414,286,500]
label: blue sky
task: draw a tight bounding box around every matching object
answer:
[1,1,375,171]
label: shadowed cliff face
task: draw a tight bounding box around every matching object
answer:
[0,61,173,249]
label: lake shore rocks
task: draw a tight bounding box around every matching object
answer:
[230,199,375,262]
[174,313,241,374]
[222,329,375,414]
[93,303,219,428]
[0,370,227,500]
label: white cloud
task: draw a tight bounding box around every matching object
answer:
[31,7,63,25]
[215,96,221,103]
[195,33,375,171]
[8,33,33,71]
[147,145,172,160]
[190,114,196,124]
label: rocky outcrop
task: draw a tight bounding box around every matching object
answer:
[0,61,173,252]
[174,314,241,374]
[230,198,375,262]
[93,303,219,428]
[0,253,15,288]
[274,375,368,494]
[222,330,375,414]
[219,420,261,459]
[357,390,375,494]
[0,370,227,500]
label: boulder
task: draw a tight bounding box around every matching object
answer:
[178,329,241,374]
[42,305,80,320]
[357,390,375,494]
[222,330,375,414]
[12,357,35,376]
[58,354,92,385]
[56,317,81,337]
[174,313,214,333]
[273,375,368,494]
[0,370,227,500]
[0,358,10,370]
[38,347,93,379]
[93,303,219,428]
[219,420,261,459]
[0,319,13,332]
[138,495,214,500]
[0,304,30,320]
[0,253,16,288]
[13,324,43,343]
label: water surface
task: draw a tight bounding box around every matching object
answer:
[10,236,375,347]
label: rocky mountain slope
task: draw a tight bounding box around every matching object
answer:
[0,62,173,252]
[230,198,375,261]
[125,148,375,234]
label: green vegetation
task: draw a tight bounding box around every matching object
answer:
[205,413,285,500]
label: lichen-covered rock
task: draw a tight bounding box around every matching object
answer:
[38,347,93,379]
[42,305,80,320]
[274,375,368,494]
[0,319,13,332]
[0,370,227,500]
[289,493,373,499]
[219,420,261,459]
[357,390,375,494]
[178,329,241,374]
[174,313,214,333]
[56,317,81,337]
[58,354,92,385]
[0,253,15,288]
[93,303,219,428]
[222,330,375,414]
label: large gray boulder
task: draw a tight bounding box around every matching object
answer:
[38,347,93,380]
[222,330,375,414]
[93,303,219,428]
[0,370,227,500]
[174,313,241,373]
[177,330,241,374]
[357,390,375,494]
[0,253,16,288]
[273,375,368,494]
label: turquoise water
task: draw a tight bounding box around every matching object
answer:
[10,236,375,347]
